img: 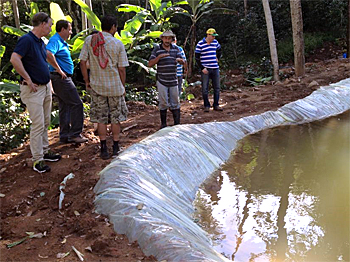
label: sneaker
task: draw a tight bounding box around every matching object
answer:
[204,107,210,112]
[33,160,51,173]
[213,106,223,111]
[43,151,62,162]
[69,135,88,144]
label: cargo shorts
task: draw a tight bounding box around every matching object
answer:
[89,89,128,124]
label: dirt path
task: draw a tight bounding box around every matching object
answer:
[0,58,349,262]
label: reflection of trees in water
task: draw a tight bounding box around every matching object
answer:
[193,172,224,242]
[195,111,349,261]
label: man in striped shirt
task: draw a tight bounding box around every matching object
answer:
[195,28,223,112]
[148,30,185,128]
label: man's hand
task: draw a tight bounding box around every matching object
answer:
[57,69,67,79]
[176,58,184,65]
[23,79,38,92]
[158,53,170,59]
[202,68,209,75]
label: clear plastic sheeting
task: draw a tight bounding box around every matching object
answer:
[94,80,350,262]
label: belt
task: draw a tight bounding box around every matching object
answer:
[20,81,48,86]
[50,71,73,77]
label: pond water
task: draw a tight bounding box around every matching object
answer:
[193,111,350,262]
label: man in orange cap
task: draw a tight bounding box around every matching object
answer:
[195,28,223,112]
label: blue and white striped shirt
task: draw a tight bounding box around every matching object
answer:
[175,45,186,77]
[195,37,221,69]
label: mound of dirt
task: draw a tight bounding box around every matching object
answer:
[1,57,349,261]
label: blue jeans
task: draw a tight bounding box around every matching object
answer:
[201,68,220,108]
[51,74,84,139]
[177,76,183,97]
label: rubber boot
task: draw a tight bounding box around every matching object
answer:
[171,109,181,125]
[100,140,110,160]
[112,141,120,157]
[160,109,167,129]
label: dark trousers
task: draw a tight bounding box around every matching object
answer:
[201,68,220,108]
[50,74,84,139]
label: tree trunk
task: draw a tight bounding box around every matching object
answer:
[188,25,196,77]
[290,0,305,77]
[244,0,248,17]
[86,0,93,29]
[12,0,20,29]
[67,0,80,33]
[262,0,279,81]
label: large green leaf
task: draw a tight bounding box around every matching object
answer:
[1,25,25,37]
[50,3,72,25]
[73,0,101,31]
[117,4,146,13]
[30,2,39,18]
[71,37,85,53]
[0,82,20,94]
[124,11,149,35]
[0,46,5,58]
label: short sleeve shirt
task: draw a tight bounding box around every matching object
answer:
[46,33,74,74]
[13,31,50,84]
[195,38,221,69]
[79,31,129,97]
[149,43,182,87]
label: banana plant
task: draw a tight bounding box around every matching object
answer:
[174,0,237,76]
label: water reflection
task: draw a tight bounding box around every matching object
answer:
[193,111,350,261]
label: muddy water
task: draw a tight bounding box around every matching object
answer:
[194,111,350,262]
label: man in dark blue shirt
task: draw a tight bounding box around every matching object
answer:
[148,30,185,128]
[10,12,61,173]
[47,20,88,144]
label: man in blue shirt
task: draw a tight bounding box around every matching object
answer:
[195,28,223,112]
[10,12,61,173]
[148,30,185,128]
[47,20,88,144]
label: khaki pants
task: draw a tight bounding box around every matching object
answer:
[20,83,52,162]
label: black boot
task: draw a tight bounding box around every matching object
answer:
[171,109,180,125]
[112,141,120,157]
[100,140,110,160]
[160,109,167,129]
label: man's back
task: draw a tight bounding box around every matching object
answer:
[79,32,129,96]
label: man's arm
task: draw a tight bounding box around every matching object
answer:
[10,52,38,92]
[118,67,126,87]
[80,60,90,89]
[46,50,67,79]
[148,53,169,67]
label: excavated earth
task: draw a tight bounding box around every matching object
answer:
[1,49,349,261]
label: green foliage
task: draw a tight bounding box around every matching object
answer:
[72,0,101,31]
[277,32,338,63]
[0,45,5,68]
[0,85,30,153]
[125,85,158,105]
[247,76,272,86]
[243,57,273,85]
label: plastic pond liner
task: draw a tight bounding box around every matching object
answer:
[93,79,350,262]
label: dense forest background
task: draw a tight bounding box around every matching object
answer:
[0,0,348,152]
